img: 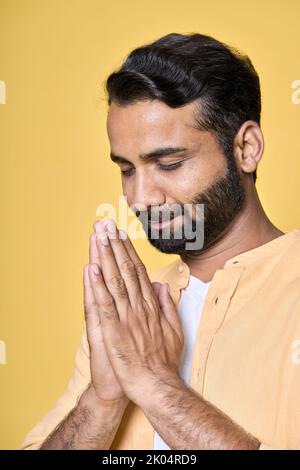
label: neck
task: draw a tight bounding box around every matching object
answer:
[181,185,284,283]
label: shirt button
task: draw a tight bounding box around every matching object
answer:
[178,263,184,273]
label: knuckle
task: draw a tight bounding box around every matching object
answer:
[101,296,115,309]
[84,309,90,322]
[101,308,114,319]
[136,299,149,317]
[120,259,135,276]
[147,296,159,313]
[135,262,146,276]
[84,305,96,322]
[83,297,97,311]
[114,350,130,364]
[108,274,127,294]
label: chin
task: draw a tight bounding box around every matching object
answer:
[147,236,199,255]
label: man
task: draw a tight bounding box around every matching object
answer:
[20,32,300,450]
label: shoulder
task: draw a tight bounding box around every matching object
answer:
[280,229,300,276]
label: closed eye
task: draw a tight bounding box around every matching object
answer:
[121,160,184,177]
[158,161,183,171]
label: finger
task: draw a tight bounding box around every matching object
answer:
[151,282,162,298]
[118,228,153,301]
[158,283,183,341]
[89,232,100,266]
[88,263,123,355]
[103,219,143,306]
[83,264,102,347]
[90,219,109,265]
[91,219,110,265]
[88,263,120,324]
[95,222,130,314]
[93,220,102,233]
[149,282,163,317]
[143,282,165,342]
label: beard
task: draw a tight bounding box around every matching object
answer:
[136,155,246,255]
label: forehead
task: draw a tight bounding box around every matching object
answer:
[106,100,202,154]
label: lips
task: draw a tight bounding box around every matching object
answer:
[149,214,178,230]
[150,220,170,229]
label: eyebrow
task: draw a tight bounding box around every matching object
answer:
[110,146,189,164]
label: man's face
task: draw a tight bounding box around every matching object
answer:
[107,100,245,254]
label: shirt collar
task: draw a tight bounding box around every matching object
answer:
[223,228,300,267]
[167,228,300,292]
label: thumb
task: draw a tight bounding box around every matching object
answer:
[151,281,162,297]
[158,283,183,339]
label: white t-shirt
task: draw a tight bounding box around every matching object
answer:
[153,274,211,450]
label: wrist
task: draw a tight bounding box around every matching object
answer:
[132,369,185,409]
[81,385,129,414]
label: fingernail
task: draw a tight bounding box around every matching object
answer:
[97,233,109,246]
[92,264,100,275]
[105,219,117,237]
[94,220,103,233]
[119,229,127,240]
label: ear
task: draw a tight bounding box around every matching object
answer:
[233,120,264,176]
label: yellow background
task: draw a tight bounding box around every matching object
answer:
[0,0,299,449]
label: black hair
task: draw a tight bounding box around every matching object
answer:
[105,32,261,183]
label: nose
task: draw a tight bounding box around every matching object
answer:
[130,168,165,212]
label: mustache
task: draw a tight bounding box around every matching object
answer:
[135,205,191,224]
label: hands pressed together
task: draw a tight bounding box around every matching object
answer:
[84,218,184,409]
[40,218,260,450]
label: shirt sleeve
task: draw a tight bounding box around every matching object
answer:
[19,330,91,450]
[259,294,300,451]
[259,443,286,450]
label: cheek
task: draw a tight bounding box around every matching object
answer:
[174,171,200,192]
[160,166,204,202]
[121,179,132,202]
[174,155,226,199]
